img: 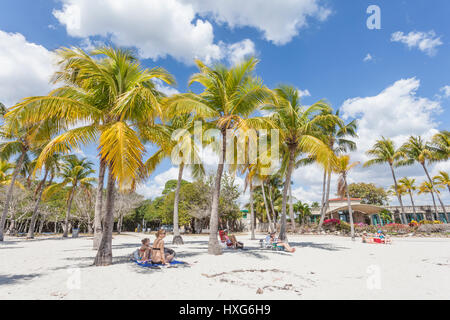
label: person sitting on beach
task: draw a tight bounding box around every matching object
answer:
[267,232,296,253]
[139,238,152,262]
[362,231,391,244]
[151,229,175,265]
[224,230,244,249]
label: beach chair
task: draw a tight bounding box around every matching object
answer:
[259,237,284,251]
[219,230,233,248]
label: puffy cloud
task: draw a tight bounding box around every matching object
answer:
[363,53,373,62]
[291,78,448,206]
[186,0,331,45]
[391,31,443,56]
[227,39,256,66]
[53,0,224,64]
[0,30,56,107]
[440,85,450,98]
[53,0,330,65]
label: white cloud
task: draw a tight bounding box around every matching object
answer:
[391,31,443,56]
[0,30,56,107]
[298,89,311,98]
[291,78,449,206]
[186,0,331,45]
[53,0,330,64]
[440,85,450,98]
[227,39,256,66]
[363,53,373,62]
[136,166,194,199]
[53,0,224,64]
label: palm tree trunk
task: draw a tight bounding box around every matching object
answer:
[261,180,274,233]
[345,175,355,240]
[434,191,447,221]
[408,191,418,221]
[318,168,327,228]
[27,169,49,239]
[389,164,406,224]
[63,186,76,238]
[289,184,295,232]
[249,179,255,240]
[172,163,184,245]
[208,130,226,255]
[323,169,332,222]
[94,168,116,266]
[279,146,295,241]
[93,159,106,249]
[0,149,26,241]
[421,163,439,220]
[268,188,277,229]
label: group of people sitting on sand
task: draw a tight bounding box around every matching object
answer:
[362,230,392,244]
[138,229,176,265]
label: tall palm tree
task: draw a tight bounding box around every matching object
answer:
[44,156,95,237]
[433,171,450,193]
[317,110,357,228]
[144,115,204,245]
[334,155,360,240]
[398,177,418,221]
[166,58,274,255]
[418,181,439,221]
[364,137,407,224]
[265,85,335,240]
[400,136,446,219]
[0,119,54,241]
[27,151,64,239]
[9,46,174,264]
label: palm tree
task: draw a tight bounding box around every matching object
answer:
[364,137,407,224]
[265,85,335,241]
[26,151,64,239]
[0,118,54,241]
[317,110,357,229]
[430,131,449,161]
[433,171,450,193]
[144,115,204,245]
[418,181,439,221]
[44,156,95,237]
[400,136,446,219]
[334,155,360,240]
[398,177,418,221]
[166,58,274,255]
[0,160,24,189]
[0,102,6,116]
[9,46,174,264]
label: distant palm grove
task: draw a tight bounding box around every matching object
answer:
[0,47,448,265]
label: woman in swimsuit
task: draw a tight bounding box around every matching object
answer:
[151,229,175,264]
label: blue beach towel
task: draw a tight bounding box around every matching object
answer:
[131,249,187,268]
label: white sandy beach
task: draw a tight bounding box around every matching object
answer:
[0,233,449,300]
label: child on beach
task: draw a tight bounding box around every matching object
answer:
[139,238,152,262]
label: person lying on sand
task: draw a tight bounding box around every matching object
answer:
[224,230,244,249]
[151,229,175,265]
[139,238,152,262]
[267,232,296,253]
[362,231,392,244]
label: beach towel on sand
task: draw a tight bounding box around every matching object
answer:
[131,249,187,268]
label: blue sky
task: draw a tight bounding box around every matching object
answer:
[0,0,449,205]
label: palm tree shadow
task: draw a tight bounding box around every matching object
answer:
[289,242,350,251]
[0,273,42,286]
